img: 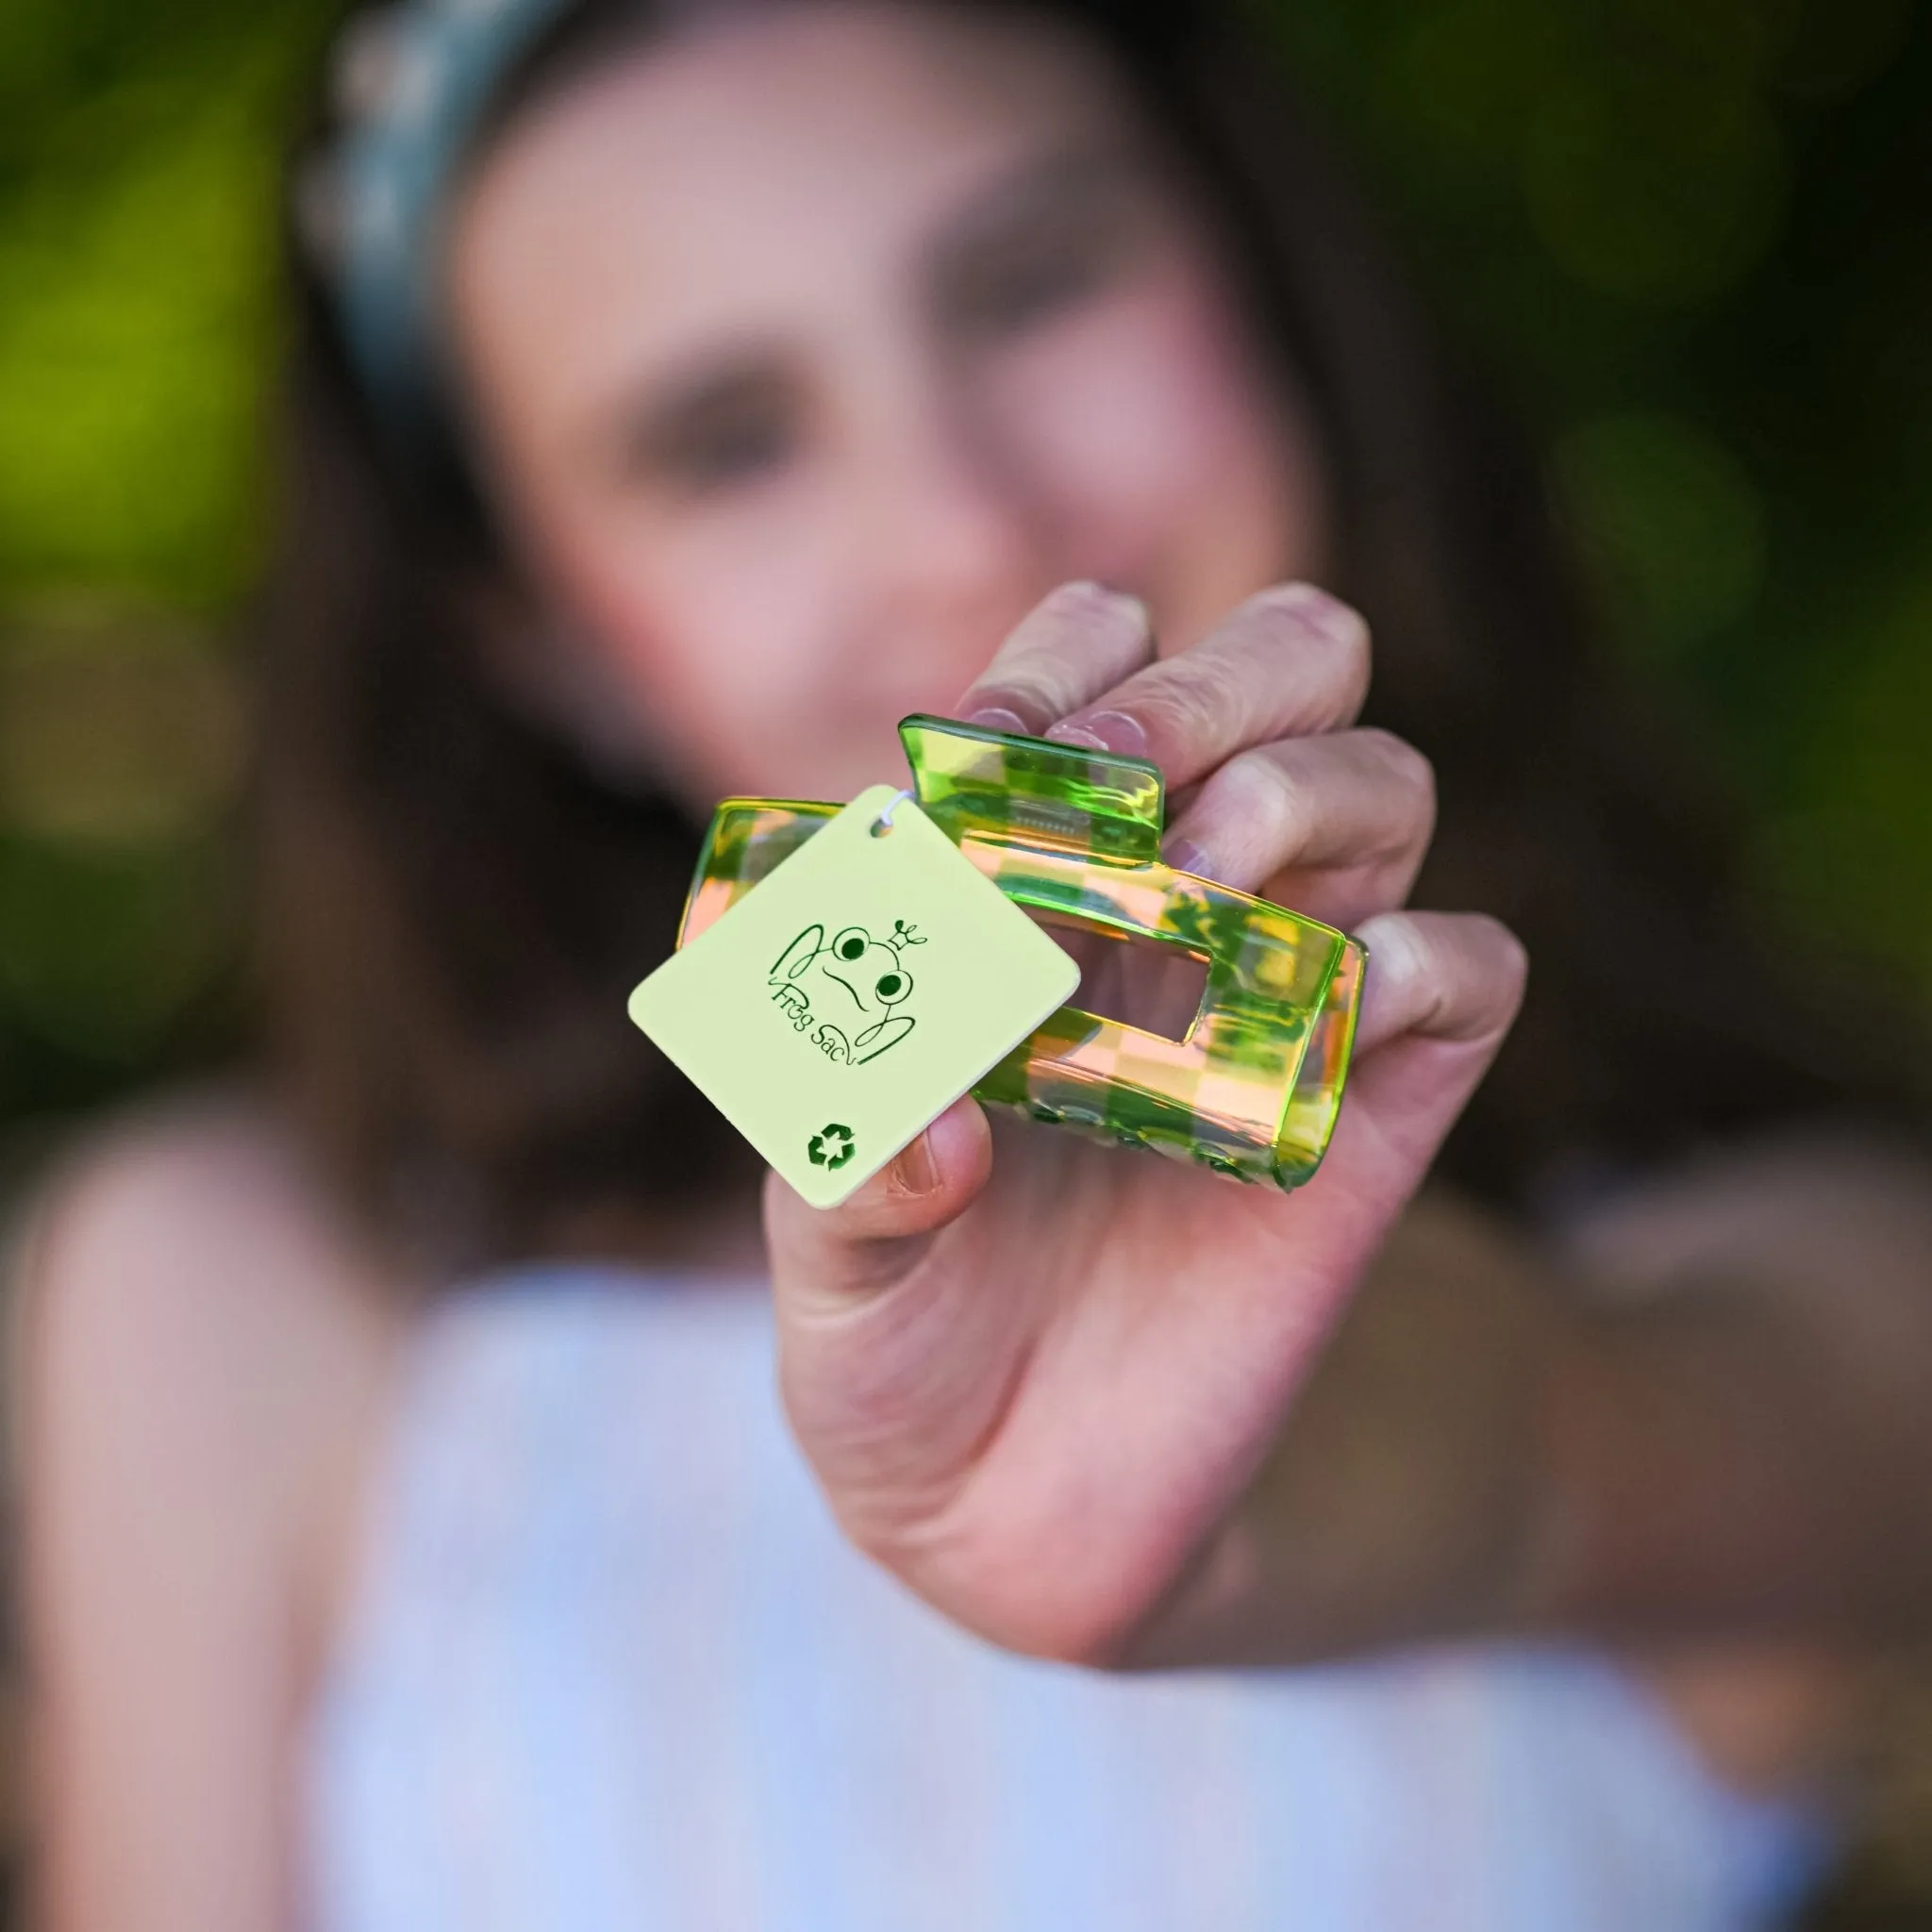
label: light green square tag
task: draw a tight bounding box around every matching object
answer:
[628,785,1079,1207]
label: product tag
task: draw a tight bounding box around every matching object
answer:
[628,784,1080,1207]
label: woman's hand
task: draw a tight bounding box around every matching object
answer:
[763,581,1527,1664]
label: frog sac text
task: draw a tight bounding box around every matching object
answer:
[769,980,862,1062]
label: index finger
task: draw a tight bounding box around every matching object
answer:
[954,582,1155,735]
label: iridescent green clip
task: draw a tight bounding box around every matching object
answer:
[677,713,1365,1189]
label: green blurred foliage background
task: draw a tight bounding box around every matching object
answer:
[0,0,1926,1156]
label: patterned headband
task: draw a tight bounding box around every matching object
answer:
[295,0,571,427]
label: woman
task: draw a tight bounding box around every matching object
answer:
[11,0,1931,1925]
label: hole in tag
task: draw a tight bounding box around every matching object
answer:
[1030,912,1209,1042]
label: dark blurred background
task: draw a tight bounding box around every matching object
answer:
[0,0,1927,1910]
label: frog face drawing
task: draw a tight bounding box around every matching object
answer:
[769,919,925,1065]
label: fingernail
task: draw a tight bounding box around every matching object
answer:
[1091,584,1152,630]
[1263,581,1357,644]
[1044,709,1147,757]
[962,705,1030,734]
[1163,837,1213,879]
[888,1131,939,1197]
[1054,579,1141,619]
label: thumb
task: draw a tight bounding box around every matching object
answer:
[763,1094,993,1310]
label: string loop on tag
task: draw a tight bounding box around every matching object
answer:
[871,788,915,838]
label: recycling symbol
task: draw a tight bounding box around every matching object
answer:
[808,1123,857,1170]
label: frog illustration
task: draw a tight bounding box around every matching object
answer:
[769,918,925,1065]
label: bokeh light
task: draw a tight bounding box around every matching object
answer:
[1554,412,1767,658]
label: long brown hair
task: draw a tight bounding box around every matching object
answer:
[254,0,1926,1274]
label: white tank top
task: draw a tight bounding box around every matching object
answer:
[303,1266,1829,1931]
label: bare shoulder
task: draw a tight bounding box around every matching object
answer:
[6,1085,417,1923]
[10,1081,406,1422]
[8,1081,410,1646]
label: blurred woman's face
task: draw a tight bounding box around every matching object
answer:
[444,1,1327,807]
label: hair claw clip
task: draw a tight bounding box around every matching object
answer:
[676,713,1365,1189]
